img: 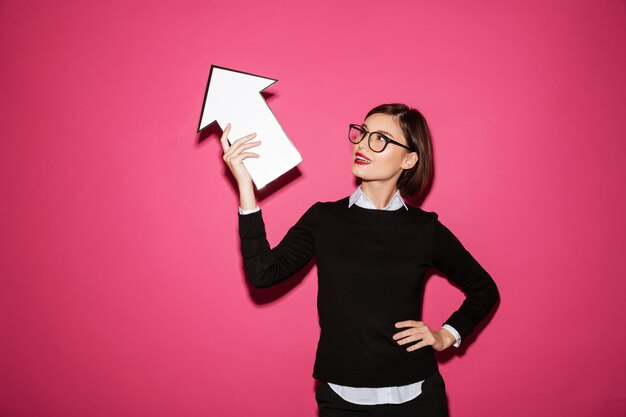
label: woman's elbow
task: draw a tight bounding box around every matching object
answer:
[248,275,274,288]
[487,279,500,309]
[243,262,281,288]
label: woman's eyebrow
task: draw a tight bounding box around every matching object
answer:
[363,123,395,139]
[378,130,394,138]
[361,123,395,140]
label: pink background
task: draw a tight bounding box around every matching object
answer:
[2,1,625,416]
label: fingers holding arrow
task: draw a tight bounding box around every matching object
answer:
[219,123,232,153]
[221,123,262,186]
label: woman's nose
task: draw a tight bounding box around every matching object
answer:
[356,136,369,152]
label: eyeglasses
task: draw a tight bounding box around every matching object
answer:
[348,124,413,153]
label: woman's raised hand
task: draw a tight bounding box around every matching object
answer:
[220,123,261,185]
[220,123,261,210]
[393,320,456,352]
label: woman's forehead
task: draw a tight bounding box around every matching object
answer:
[363,113,403,139]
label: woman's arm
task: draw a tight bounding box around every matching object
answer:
[220,124,317,288]
[432,219,500,341]
[239,205,317,288]
[220,123,259,210]
[394,219,499,352]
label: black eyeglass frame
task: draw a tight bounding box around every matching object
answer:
[348,124,413,153]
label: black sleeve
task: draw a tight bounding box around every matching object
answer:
[238,204,318,288]
[432,217,500,340]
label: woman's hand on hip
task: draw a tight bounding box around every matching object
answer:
[220,123,261,187]
[393,320,456,352]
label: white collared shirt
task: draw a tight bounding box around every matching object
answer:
[348,185,409,211]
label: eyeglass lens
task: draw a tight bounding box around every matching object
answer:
[349,126,388,152]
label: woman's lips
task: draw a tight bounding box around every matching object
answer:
[354,152,371,165]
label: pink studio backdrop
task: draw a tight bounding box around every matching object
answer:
[1,1,625,416]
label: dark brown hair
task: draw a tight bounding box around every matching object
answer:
[365,103,434,200]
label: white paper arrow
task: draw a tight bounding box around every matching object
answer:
[198,65,302,189]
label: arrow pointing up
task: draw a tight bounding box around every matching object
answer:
[198,65,302,189]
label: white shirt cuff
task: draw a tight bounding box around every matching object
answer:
[238,206,260,215]
[442,324,462,348]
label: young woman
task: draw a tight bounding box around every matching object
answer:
[221,103,499,417]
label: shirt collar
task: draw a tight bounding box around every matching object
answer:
[348,186,408,211]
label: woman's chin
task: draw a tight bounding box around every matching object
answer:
[351,163,369,179]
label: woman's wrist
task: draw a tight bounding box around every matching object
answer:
[238,180,257,211]
[436,327,456,350]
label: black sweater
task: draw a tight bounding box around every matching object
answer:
[238,197,499,387]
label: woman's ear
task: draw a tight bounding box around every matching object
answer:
[401,152,418,170]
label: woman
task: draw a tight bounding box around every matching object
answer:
[221,103,499,417]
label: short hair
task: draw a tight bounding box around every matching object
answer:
[365,103,434,200]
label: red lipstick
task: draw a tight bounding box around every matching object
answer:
[354,152,371,165]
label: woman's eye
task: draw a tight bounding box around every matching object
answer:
[375,135,387,143]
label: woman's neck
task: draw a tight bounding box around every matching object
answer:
[360,181,399,209]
